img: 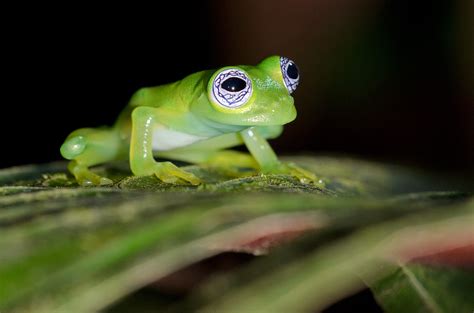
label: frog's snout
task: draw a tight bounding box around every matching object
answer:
[60,136,86,160]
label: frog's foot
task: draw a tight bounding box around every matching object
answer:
[68,161,113,187]
[204,151,258,177]
[154,162,201,185]
[264,162,324,186]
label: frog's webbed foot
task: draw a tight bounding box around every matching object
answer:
[61,127,123,186]
[153,162,201,185]
[264,162,324,186]
[68,161,113,186]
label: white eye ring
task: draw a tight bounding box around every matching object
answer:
[280,57,300,94]
[210,68,253,108]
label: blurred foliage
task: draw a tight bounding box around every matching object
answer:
[0,156,472,312]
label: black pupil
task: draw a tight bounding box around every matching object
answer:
[222,77,246,92]
[287,62,299,79]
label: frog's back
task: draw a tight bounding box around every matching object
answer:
[113,70,214,138]
[127,70,213,109]
[128,82,179,109]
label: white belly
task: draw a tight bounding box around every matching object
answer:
[152,125,208,151]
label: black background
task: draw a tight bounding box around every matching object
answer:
[2,1,472,175]
[2,3,213,167]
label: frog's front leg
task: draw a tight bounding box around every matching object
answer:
[130,106,200,185]
[240,127,318,184]
[61,127,125,186]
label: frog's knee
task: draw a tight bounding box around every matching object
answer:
[129,87,153,106]
[61,135,87,160]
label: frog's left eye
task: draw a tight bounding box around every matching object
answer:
[210,68,253,108]
[280,57,300,94]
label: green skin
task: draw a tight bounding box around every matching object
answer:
[60,55,316,186]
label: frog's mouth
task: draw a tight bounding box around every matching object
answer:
[208,107,297,127]
[243,110,296,126]
[231,100,297,126]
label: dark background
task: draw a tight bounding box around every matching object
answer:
[2,1,473,176]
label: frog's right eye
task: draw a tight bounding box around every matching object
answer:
[210,68,253,109]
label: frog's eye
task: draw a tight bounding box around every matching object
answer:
[280,57,300,94]
[210,68,253,108]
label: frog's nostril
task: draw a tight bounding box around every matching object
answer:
[60,136,86,159]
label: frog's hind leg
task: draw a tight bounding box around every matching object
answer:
[60,127,126,186]
[156,133,259,177]
[158,149,258,172]
[156,126,284,177]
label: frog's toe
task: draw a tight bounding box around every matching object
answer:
[287,163,325,187]
[181,173,201,185]
[154,162,201,185]
[155,172,179,184]
[287,163,315,180]
[155,173,197,185]
[99,177,114,186]
[75,171,113,187]
[78,178,94,187]
[155,172,201,186]
[265,162,323,186]
[173,170,201,185]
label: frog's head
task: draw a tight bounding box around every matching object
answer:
[191,56,300,126]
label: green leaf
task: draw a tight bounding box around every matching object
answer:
[0,156,471,313]
[185,200,473,313]
[370,264,474,313]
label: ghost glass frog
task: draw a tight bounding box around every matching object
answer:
[60,56,316,186]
